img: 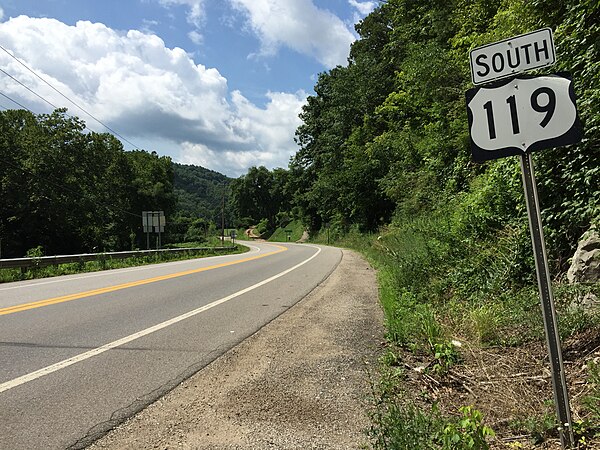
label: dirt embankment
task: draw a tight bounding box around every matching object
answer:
[90,249,384,449]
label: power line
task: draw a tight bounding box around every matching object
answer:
[0,43,142,150]
[0,46,164,222]
[0,90,29,110]
[0,67,60,110]
[0,69,108,136]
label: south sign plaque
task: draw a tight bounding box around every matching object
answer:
[470,28,556,85]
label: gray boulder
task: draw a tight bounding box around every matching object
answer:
[567,225,600,284]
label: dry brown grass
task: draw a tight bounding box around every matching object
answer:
[393,327,600,449]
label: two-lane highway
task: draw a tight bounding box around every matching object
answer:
[0,242,341,449]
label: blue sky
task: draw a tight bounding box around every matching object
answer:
[0,0,378,176]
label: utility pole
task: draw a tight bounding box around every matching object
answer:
[221,182,226,245]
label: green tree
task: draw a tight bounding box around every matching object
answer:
[230,166,284,228]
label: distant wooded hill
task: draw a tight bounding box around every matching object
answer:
[172,163,232,224]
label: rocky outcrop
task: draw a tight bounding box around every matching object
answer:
[567,225,600,284]
[567,225,600,312]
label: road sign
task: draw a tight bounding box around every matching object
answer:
[466,74,582,162]
[142,211,166,249]
[470,28,555,85]
[142,211,165,233]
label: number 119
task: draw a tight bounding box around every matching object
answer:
[482,87,556,140]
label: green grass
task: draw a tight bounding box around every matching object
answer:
[268,220,305,243]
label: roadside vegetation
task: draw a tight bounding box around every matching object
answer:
[311,222,599,449]
[0,110,232,259]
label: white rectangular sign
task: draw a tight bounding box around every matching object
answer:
[142,211,165,233]
[470,28,555,85]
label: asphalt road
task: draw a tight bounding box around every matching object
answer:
[0,242,341,450]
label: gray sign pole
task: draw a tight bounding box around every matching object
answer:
[520,153,574,448]
[143,211,150,250]
[157,212,162,250]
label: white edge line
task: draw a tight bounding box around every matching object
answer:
[0,245,322,394]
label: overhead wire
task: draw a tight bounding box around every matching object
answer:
[0,67,112,137]
[0,90,142,220]
[0,67,61,110]
[0,52,145,220]
[0,90,30,110]
[0,43,142,150]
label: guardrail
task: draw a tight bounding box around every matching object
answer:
[0,246,237,270]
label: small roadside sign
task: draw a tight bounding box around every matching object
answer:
[466,74,582,162]
[142,211,166,249]
[470,28,555,85]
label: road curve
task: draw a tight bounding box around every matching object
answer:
[0,242,341,449]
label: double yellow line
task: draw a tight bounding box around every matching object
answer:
[0,245,287,316]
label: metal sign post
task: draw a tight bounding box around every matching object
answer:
[520,153,574,448]
[142,211,151,250]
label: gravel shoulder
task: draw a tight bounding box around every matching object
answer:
[89,248,384,449]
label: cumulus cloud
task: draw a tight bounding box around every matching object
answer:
[178,90,305,174]
[348,0,377,16]
[230,0,355,68]
[0,16,305,176]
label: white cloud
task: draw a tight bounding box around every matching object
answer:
[179,90,305,174]
[230,0,355,68]
[158,0,207,45]
[0,16,306,176]
[188,30,203,45]
[158,0,206,28]
[348,0,377,16]
[157,0,356,67]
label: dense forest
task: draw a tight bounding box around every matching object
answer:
[231,0,598,261]
[171,163,233,244]
[0,109,230,258]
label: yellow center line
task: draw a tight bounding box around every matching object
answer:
[0,245,288,316]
